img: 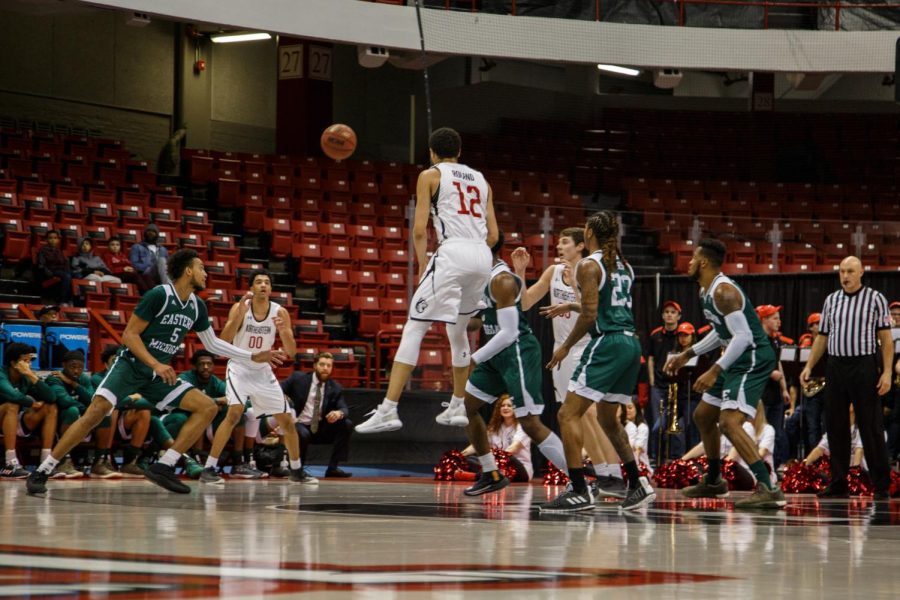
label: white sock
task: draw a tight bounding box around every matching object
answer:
[159,449,181,467]
[593,463,606,477]
[381,399,399,411]
[289,459,302,470]
[5,450,16,464]
[40,449,51,463]
[205,456,219,469]
[538,433,569,476]
[601,463,622,479]
[478,453,498,472]
[450,395,464,408]
[37,455,60,474]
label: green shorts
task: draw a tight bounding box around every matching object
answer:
[569,332,641,404]
[465,334,545,417]
[94,354,194,414]
[702,343,776,417]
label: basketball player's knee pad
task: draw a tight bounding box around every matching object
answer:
[243,408,260,439]
[445,317,471,368]
[394,319,432,366]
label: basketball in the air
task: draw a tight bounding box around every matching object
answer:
[320,124,357,160]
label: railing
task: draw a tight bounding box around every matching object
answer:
[426,0,900,31]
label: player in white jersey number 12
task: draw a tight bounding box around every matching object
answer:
[356,127,499,434]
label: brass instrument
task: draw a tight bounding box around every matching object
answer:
[667,383,682,434]
[802,377,826,398]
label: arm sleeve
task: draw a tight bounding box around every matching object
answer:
[196,328,253,362]
[0,372,34,407]
[471,306,520,364]
[74,374,94,404]
[715,311,753,371]
[690,329,721,357]
[45,378,74,410]
[333,383,350,415]
[635,423,649,450]
[819,296,831,336]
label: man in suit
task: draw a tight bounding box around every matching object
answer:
[282,352,353,478]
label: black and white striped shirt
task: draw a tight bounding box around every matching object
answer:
[819,286,891,357]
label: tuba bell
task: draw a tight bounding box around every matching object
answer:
[667,382,682,433]
[802,377,826,398]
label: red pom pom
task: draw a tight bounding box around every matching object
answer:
[847,467,873,496]
[889,470,900,497]
[652,458,703,489]
[492,448,522,482]
[543,461,569,486]
[433,450,470,481]
[781,462,826,493]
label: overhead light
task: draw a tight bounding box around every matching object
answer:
[597,64,640,77]
[210,32,271,44]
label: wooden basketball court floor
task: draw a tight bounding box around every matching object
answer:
[2,476,900,599]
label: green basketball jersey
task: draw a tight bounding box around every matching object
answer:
[580,250,635,336]
[128,284,211,365]
[701,273,769,348]
[480,260,532,342]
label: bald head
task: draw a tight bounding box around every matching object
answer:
[839,255,863,294]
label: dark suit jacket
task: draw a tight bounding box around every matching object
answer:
[281,371,348,422]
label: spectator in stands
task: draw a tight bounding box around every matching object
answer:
[35,229,72,305]
[37,305,59,325]
[0,343,57,479]
[462,395,532,482]
[787,312,826,459]
[282,351,354,478]
[129,224,169,290]
[46,350,117,479]
[890,301,900,327]
[101,235,150,290]
[646,300,682,462]
[620,401,651,474]
[71,237,121,284]
[756,305,792,469]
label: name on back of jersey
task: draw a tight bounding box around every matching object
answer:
[452,169,475,181]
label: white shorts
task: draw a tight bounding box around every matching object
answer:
[225,362,290,417]
[409,239,492,324]
[552,343,587,405]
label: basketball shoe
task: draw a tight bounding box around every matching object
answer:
[355,405,402,433]
[435,398,468,427]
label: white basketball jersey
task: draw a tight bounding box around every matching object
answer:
[550,264,588,351]
[231,300,281,370]
[432,162,489,243]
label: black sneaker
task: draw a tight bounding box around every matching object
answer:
[620,477,657,511]
[270,464,290,478]
[289,468,319,484]
[595,475,628,500]
[817,484,849,499]
[26,470,49,495]
[539,488,595,513]
[464,470,510,497]
[0,463,29,479]
[145,463,191,494]
[199,467,224,485]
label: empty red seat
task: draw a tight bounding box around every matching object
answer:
[321,268,352,308]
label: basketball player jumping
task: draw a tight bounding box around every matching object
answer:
[26,249,285,495]
[356,127,498,434]
[199,270,313,484]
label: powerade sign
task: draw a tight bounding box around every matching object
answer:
[45,325,89,370]
[0,323,42,369]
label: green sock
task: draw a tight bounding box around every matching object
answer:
[748,460,773,490]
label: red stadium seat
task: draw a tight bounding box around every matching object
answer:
[321,268,352,308]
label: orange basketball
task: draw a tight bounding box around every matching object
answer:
[320,124,357,160]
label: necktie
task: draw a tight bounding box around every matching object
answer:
[311,382,323,433]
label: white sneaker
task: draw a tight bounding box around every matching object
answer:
[355,406,402,434]
[435,399,468,427]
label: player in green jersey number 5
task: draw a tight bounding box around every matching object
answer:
[27,249,286,495]
[665,239,786,509]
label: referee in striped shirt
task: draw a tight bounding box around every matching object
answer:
[800,256,893,499]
